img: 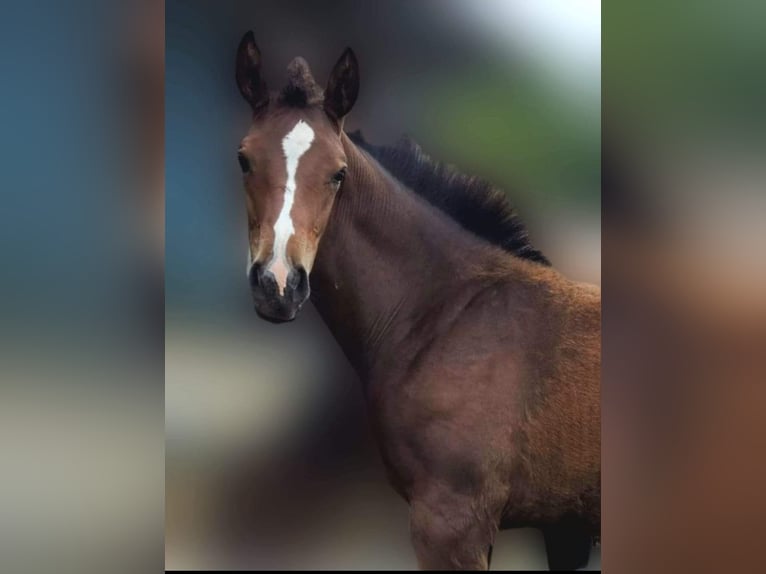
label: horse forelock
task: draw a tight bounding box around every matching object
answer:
[279,57,324,108]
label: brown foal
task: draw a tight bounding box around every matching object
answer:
[235,31,600,570]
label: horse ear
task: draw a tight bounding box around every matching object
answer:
[236,31,269,113]
[324,47,359,125]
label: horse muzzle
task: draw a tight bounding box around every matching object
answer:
[248,261,310,322]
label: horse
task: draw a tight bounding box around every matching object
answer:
[234,31,601,570]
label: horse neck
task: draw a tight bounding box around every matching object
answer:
[310,131,494,378]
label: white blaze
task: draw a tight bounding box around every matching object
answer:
[267,119,315,295]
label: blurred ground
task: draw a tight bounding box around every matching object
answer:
[165,319,601,570]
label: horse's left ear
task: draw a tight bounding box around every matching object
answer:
[324,48,359,126]
[236,31,269,114]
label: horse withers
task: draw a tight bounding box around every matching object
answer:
[234,31,600,570]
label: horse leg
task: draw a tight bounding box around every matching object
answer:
[542,516,592,571]
[409,495,495,570]
[487,543,494,569]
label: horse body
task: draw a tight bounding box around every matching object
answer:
[233,33,600,569]
[310,134,600,569]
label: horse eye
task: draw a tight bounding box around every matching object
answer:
[331,167,347,184]
[237,152,251,173]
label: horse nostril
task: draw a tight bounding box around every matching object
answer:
[293,266,310,300]
[286,266,302,290]
[248,262,264,290]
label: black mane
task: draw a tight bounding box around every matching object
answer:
[349,131,550,266]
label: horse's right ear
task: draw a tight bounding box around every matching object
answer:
[235,31,269,113]
[324,47,359,126]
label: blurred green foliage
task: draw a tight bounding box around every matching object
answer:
[605,0,766,142]
[422,64,600,210]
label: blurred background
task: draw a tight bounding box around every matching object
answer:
[0,1,164,573]
[2,0,764,572]
[604,1,766,572]
[166,0,600,570]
